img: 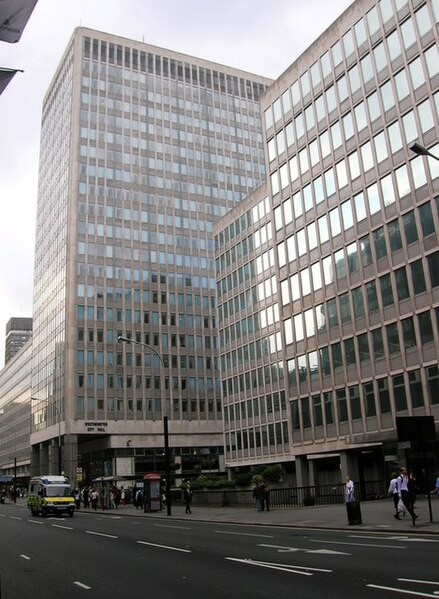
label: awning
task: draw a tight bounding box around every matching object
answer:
[0,67,22,96]
[0,475,13,483]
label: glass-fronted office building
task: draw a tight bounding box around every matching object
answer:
[30,28,272,483]
[215,0,439,489]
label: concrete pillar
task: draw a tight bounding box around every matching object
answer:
[308,459,317,487]
[340,451,359,482]
[295,455,309,487]
[39,443,49,474]
[62,434,78,483]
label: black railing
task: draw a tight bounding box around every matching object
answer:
[190,480,387,509]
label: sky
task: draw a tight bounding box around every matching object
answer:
[0,0,354,367]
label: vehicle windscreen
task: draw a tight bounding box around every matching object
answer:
[46,485,72,497]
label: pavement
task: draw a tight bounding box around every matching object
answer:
[5,495,439,534]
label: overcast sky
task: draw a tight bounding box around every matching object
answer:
[0,0,353,367]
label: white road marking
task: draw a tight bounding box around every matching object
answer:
[216,530,273,538]
[309,539,404,549]
[52,524,73,530]
[0,514,6,517]
[154,524,192,530]
[74,581,91,590]
[20,555,31,560]
[226,557,332,576]
[85,530,118,539]
[367,584,437,597]
[10,516,22,520]
[137,540,191,553]
[399,579,439,587]
[259,543,349,555]
[28,519,44,525]
[350,535,439,544]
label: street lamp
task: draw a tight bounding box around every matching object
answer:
[117,335,172,516]
[409,143,439,162]
[31,397,62,476]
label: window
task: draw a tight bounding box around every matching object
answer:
[372,328,384,359]
[337,389,348,422]
[386,322,400,354]
[388,219,403,252]
[349,385,362,419]
[352,287,365,318]
[324,392,334,424]
[358,333,369,362]
[363,382,376,417]
[313,395,323,427]
[418,311,434,344]
[428,252,439,287]
[411,259,426,294]
[378,378,391,413]
[402,211,418,245]
[402,317,416,348]
[393,374,407,411]
[395,267,410,300]
[427,366,439,405]
[419,202,435,236]
[380,273,394,306]
[409,369,424,408]
[366,281,379,312]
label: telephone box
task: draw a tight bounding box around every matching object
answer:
[144,473,161,512]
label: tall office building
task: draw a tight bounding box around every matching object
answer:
[30,28,271,483]
[215,0,439,490]
[4,317,32,365]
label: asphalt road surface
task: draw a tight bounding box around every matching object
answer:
[1,503,438,599]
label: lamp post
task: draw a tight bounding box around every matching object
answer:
[409,143,439,162]
[117,335,172,516]
[31,397,62,476]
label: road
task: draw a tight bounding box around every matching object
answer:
[1,503,438,599]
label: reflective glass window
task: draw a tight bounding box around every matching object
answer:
[291,273,300,301]
[276,129,286,155]
[400,18,416,50]
[355,102,367,131]
[300,71,311,97]
[321,51,331,78]
[273,98,282,122]
[325,168,336,196]
[295,113,304,138]
[388,121,403,153]
[402,110,417,145]
[354,192,367,222]
[293,191,303,218]
[427,366,439,405]
[373,42,387,72]
[303,184,313,212]
[348,64,361,93]
[402,317,417,348]
[358,334,370,363]
[366,281,379,312]
[289,156,299,182]
[374,227,387,259]
[364,382,376,416]
[381,173,395,206]
[360,235,372,266]
[315,95,325,122]
[367,92,381,121]
[373,329,384,359]
[387,30,402,61]
[349,151,361,179]
[305,104,315,130]
[354,18,367,46]
[418,99,435,133]
[283,197,293,225]
[282,88,292,114]
[395,266,410,300]
[402,210,418,245]
[380,80,395,112]
[291,80,300,106]
[331,122,342,150]
[340,293,351,322]
[394,69,410,101]
[419,202,435,236]
[299,148,309,175]
[380,273,394,306]
[361,142,374,172]
[337,76,349,102]
[411,259,427,294]
[322,255,333,285]
[409,57,425,90]
[264,107,273,130]
[320,130,331,158]
[318,215,329,243]
[341,199,353,230]
[270,171,279,195]
[309,140,319,167]
[393,374,408,411]
[388,218,403,252]
[367,6,380,35]
[395,164,410,197]
[343,112,354,140]
[310,61,321,88]
[374,131,388,163]
[329,208,341,237]
[419,311,434,344]
[285,122,294,147]
[335,249,346,279]
[311,262,322,290]
[425,45,439,78]
[360,53,374,83]
[297,229,307,256]
[336,160,348,189]
[332,40,342,66]
[326,85,337,113]
[378,378,391,413]
[280,163,289,189]
[380,0,393,23]
[347,242,359,273]
[343,29,355,56]
[428,252,439,287]
[331,343,342,370]
[302,270,312,297]
[387,322,400,354]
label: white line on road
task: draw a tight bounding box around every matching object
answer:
[309,539,405,549]
[137,540,191,553]
[350,535,439,544]
[52,524,73,530]
[367,584,438,597]
[399,579,439,587]
[85,530,118,539]
[225,557,332,576]
[10,516,22,520]
[28,519,44,525]
[215,530,273,538]
[74,581,91,590]
[154,524,192,530]
[20,555,31,560]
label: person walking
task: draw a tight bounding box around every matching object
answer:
[253,481,264,513]
[262,482,271,512]
[135,488,143,510]
[345,476,355,503]
[397,467,418,524]
[82,487,90,509]
[90,488,99,510]
[388,472,400,520]
[183,482,193,514]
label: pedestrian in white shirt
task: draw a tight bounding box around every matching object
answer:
[397,467,417,524]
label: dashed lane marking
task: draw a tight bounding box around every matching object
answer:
[225,557,332,576]
[85,530,118,539]
[74,581,91,590]
[137,540,191,553]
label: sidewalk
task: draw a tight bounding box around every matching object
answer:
[78,496,439,534]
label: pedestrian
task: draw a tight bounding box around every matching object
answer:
[120,486,125,505]
[109,489,116,509]
[90,488,99,510]
[183,482,193,514]
[135,488,143,510]
[345,476,355,503]
[430,475,439,495]
[82,487,90,509]
[253,481,264,512]
[73,487,81,509]
[397,467,418,524]
[388,471,400,520]
[408,470,418,510]
[262,482,271,512]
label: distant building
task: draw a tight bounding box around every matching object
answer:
[214,0,439,491]
[5,317,32,365]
